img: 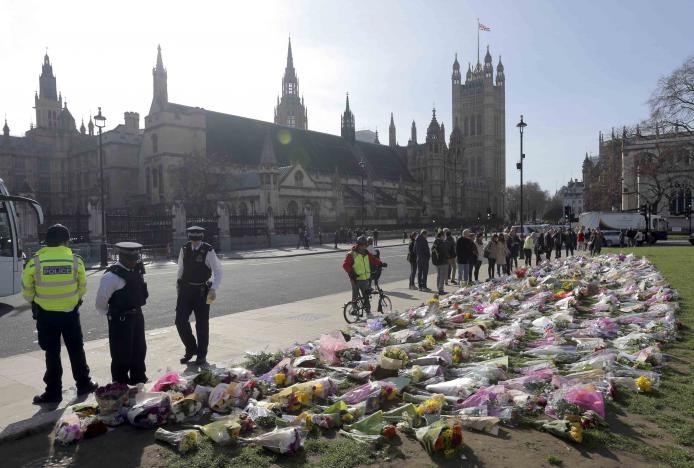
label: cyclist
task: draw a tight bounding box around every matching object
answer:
[343,236,385,317]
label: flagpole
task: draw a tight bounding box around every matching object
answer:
[477,18,480,64]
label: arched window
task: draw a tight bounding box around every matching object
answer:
[477,114,482,135]
[239,202,248,216]
[287,200,299,216]
[152,133,158,154]
[294,171,304,187]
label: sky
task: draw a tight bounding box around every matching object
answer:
[1,0,693,193]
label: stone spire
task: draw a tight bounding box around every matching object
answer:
[151,44,168,113]
[411,120,417,145]
[3,118,9,139]
[389,112,396,147]
[340,93,355,144]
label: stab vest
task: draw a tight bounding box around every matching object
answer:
[107,264,148,312]
[181,242,212,284]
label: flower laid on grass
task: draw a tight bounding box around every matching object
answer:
[415,394,446,416]
[635,375,652,393]
[416,418,464,458]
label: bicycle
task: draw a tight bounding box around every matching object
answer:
[343,287,393,323]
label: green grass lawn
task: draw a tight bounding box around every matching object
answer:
[600,246,694,465]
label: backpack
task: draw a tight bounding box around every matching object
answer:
[431,243,441,265]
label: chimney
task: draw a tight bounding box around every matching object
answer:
[124,112,140,132]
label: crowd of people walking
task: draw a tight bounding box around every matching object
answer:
[404,225,608,295]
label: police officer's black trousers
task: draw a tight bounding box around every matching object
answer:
[175,285,210,358]
[108,310,147,385]
[35,307,91,396]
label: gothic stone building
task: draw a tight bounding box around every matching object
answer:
[3,39,507,232]
[0,53,142,217]
[583,127,693,226]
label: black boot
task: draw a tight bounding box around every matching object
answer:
[77,380,98,396]
[33,392,62,405]
[180,352,195,364]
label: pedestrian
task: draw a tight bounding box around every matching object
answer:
[176,226,224,366]
[566,228,576,257]
[343,236,384,318]
[432,231,448,295]
[373,228,379,247]
[473,233,484,282]
[554,229,563,259]
[95,242,149,385]
[297,227,304,249]
[509,228,520,269]
[456,229,476,285]
[415,229,431,291]
[407,231,418,290]
[304,229,311,249]
[594,228,604,254]
[545,230,553,260]
[444,229,457,285]
[635,230,645,246]
[334,229,339,249]
[535,231,545,265]
[577,228,585,251]
[523,232,534,267]
[504,231,514,274]
[484,234,497,280]
[496,233,510,276]
[21,224,97,404]
[618,230,625,248]
[402,231,407,244]
[318,229,323,245]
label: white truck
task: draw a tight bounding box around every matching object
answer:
[578,211,668,241]
[0,178,43,297]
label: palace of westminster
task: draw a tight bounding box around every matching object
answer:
[0,39,507,227]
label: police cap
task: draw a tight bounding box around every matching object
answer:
[45,224,70,246]
[115,241,142,260]
[187,226,205,240]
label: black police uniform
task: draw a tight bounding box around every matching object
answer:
[107,263,149,384]
[175,241,212,360]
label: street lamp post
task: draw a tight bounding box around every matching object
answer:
[359,159,366,230]
[94,107,107,267]
[516,115,527,235]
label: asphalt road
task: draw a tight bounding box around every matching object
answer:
[0,245,413,358]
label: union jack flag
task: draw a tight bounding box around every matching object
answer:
[479,23,491,31]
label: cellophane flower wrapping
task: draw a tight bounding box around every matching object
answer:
[343,410,385,435]
[150,372,185,392]
[126,392,171,428]
[55,411,83,445]
[155,428,200,453]
[170,393,203,422]
[195,418,241,444]
[241,427,305,454]
[415,418,464,458]
[95,382,129,415]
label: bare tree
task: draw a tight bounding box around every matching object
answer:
[649,56,694,135]
[504,182,550,223]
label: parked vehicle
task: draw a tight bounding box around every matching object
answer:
[601,230,621,247]
[579,211,668,242]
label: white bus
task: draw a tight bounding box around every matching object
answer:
[0,178,43,297]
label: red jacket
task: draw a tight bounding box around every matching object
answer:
[343,246,382,277]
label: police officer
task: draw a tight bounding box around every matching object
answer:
[21,224,97,404]
[176,226,223,365]
[95,242,149,384]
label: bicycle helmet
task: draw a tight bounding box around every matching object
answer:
[356,235,368,245]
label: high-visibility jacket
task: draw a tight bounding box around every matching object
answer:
[351,251,371,281]
[21,246,86,312]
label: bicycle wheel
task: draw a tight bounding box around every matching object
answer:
[377,294,393,314]
[343,300,362,324]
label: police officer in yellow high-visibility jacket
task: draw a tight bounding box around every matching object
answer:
[21,224,97,404]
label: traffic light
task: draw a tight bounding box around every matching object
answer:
[486,208,491,220]
[564,206,571,218]
[639,204,647,216]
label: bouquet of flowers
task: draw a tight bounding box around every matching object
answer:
[170,393,203,423]
[55,411,83,445]
[151,372,186,392]
[240,427,305,455]
[380,346,409,370]
[95,382,129,415]
[343,410,386,435]
[195,419,241,444]
[451,344,465,365]
[336,348,362,363]
[415,394,446,417]
[126,392,171,428]
[415,418,464,458]
[155,428,200,453]
[533,419,583,443]
[244,399,281,427]
[515,267,528,279]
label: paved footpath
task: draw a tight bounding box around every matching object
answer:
[0,264,464,442]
